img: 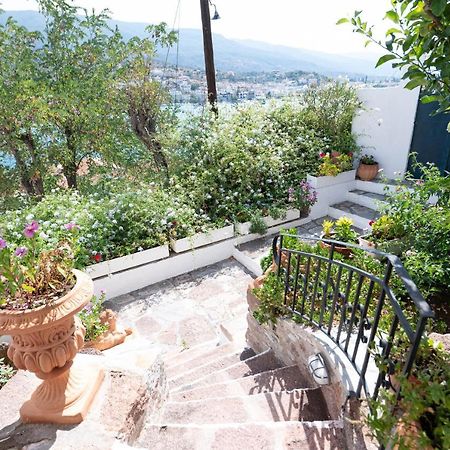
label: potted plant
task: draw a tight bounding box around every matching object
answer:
[359,215,406,256]
[320,217,357,257]
[357,154,379,181]
[307,151,356,188]
[80,292,132,351]
[288,181,318,218]
[0,221,103,424]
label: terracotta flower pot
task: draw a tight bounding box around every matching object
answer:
[84,309,132,351]
[300,206,311,218]
[357,163,379,181]
[0,269,104,424]
[320,234,353,257]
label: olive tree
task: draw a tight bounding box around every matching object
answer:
[121,24,177,183]
[0,18,46,197]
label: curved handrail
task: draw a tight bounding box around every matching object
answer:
[272,233,434,319]
[270,231,435,399]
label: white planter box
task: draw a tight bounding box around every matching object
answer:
[264,208,300,228]
[235,221,252,235]
[170,224,234,253]
[307,169,356,188]
[235,209,300,236]
[85,244,170,279]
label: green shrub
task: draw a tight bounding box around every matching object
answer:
[172,84,359,221]
[78,293,108,342]
[249,214,268,235]
[0,185,210,267]
[0,357,15,388]
[368,338,450,450]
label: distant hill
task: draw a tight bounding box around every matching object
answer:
[1,10,395,77]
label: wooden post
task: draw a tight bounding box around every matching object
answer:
[200,0,218,114]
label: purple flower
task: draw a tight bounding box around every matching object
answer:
[64,222,79,231]
[0,238,7,249]
[24,221,39,238]
[15,247,28,257]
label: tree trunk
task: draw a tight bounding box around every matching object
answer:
[127,102,169,183]
[19,131,44,198]
[10,145,44,198]
[63,126,78,189]
[63,162,78,190]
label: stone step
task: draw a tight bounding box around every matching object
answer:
[328,201,380,230]
[355,179,398,195]
[169,347,257,390]
[160,388,333,425]
[163,338,223,368]
[219,313,248,343]
[166,342,241,379]
[346,189,387,211]
[172,349,282,393]
[138,421,345,450]
[170,365,311,402]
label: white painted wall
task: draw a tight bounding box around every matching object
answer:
[352,85,420,179]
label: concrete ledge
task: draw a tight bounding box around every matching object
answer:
[0,353,166,449]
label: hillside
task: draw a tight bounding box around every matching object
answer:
[0,10,395,77]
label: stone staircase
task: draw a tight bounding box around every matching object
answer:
[328,179,392,230]
[136,335,344,449]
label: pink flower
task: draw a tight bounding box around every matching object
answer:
[369,220,375,226]
[415,180,424,186]
[319,152,326,158]
[0,238,6,249]
[64,222,79,231]
[24,221,39,238]
[15,247,28,257]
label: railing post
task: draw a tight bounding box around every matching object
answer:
[402,316,428,377]
[319,242,335,328]
[356,259,393,397]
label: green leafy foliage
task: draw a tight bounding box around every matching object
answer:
[172,84,360,222]
[340,1,450,118]
[368,338,450,450]
[0,185,213,267]
[318,152,353,176]
[249,214,268,235]
[252,272,286,324]
[78,292,108,342]
[0,357,15,388]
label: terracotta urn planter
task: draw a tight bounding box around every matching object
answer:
[357,163,379,181]
[0,269,104,424]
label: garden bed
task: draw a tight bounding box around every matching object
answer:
[85,244,170,278]
[235,209,300,236]
[307,169,356,188]
[169,225,234,253]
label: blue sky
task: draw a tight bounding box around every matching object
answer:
[0,0,391,55]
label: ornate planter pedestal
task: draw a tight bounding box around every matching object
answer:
[0,270,104,424]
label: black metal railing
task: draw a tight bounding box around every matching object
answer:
[271,233,434,400]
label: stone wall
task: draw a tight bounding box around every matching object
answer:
[246,284,345,420]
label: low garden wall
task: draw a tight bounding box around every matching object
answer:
[246,281,345,420]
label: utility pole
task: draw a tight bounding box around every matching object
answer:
[200,0,218,114]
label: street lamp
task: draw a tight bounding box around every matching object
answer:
[210,1,220,20]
